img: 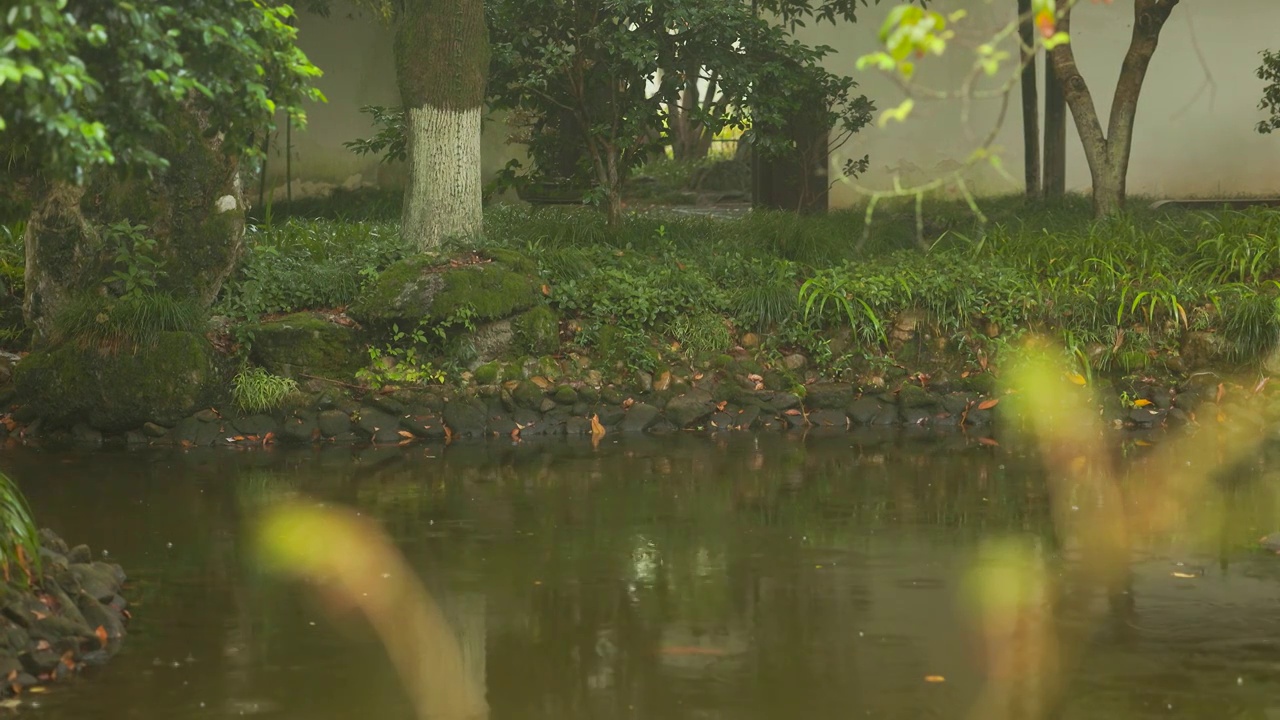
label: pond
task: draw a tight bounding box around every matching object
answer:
[3,431,1280,720]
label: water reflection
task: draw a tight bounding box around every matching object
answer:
[0,431,1278,719]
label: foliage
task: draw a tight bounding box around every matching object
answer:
[1,0,324,183]
[485,0,874,221]
[0,471,40,586]
[355,322,448,390]
[343,105,407,164]
[670,313,733,358]
[217,218,410,320]
[232,366,299,414]
[49,291,206,352]
[1258,49,1280,135]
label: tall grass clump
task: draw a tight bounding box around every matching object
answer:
[232,367,300,414]
[0,471,40,585]
[50,291,207,352]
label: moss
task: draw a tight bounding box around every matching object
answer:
[246,312,366,380]
[510,305,560,356]
[14,331,225,431]
[482,247,539,275]
[473,361,501,385]
[429,264,539,322]
[553,385,578,404]
[349,253,541,330]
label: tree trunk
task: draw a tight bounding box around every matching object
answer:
[1047,0,1179,217]
[1042,58,1067,198]
[1017,0,1041,197]
[23,106,245,343]
[395,0,489,251]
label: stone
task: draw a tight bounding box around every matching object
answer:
[465,319,516,367]
[77,593,126,642]
[356,408,400,437]
[741,333,760,348]
[348,249,542,331]
[847,397,883,425]
[871,407,899,425]
[443,399,488,437]
[1129,407,1166,428]
[805,383,854,410]
[762,392,801,413]
[565,417,593,435]
[538,398,557,413]
[246,312,365,380]
[620,403,661,433]
[316,410,352,437]
[193,408,219,423]
[634,371,654,394]
[737,406,761,429]
[67,545,92,565]
[281,415,319,443]
[896,384,938,409]
[400,415,446,440]
[14,332,226,432]
[594,406,626,428]
[510,306,560,356]
[902,407,932,425]
[808,409,848,428]
[232,414,280,438]
[19,648,60,675]
[553,386,578,405]
[70,423,102,448]
[511,381,545,410]
[38,530,69,555]
[141,422,170,438]
[781,353,808,371]
[473,361,501,385]
[665,389,715,428]
[70,563,120,602]
[366,395,406,416]
[172,416,221,446]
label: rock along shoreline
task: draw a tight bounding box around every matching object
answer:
[0,529,129,698]
[0,369,1242,451]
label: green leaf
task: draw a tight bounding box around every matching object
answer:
[878,98,915,128]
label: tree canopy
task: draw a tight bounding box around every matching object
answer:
[0,0,324,184]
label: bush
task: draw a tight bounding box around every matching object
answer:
[232,367,299,414]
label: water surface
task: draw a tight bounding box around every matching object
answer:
[3,431,1280,720]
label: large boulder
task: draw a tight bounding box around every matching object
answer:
[14,331,226,431]
[349,249,542,332]
[246,312,364,380]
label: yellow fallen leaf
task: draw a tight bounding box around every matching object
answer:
[924,675,946,683]
[1067,372,1087,386]
[1171,572,1197,579]
[1133,398,1153,408]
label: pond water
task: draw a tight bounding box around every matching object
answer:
[3,431,1280,720]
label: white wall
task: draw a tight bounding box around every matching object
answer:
[791,0,1280,208]
[262,2,524,202]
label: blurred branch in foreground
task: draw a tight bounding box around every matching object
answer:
[255,503,487,720]
[962,336,1267,720]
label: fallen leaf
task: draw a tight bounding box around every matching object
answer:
[1132,398,1153,408]
[977,398,999,410]
[960,371,971,378]
[60,650,75,670]
[27,687,46,694]
[622,397,635,409]
[540,284,551,296]
[262,432,275,445]
[1171,572,1198,579]
[715,401,728,412]
[1254,377,1270,394]
[783,409,801,416]
[510,427,521,442]
[1067,372,1087,385]
[1134,439,1155,447]
[747,374,763,383]
[693,372,704,381]
[443,425,453,444]
[1216,382,1226,404]
[397,430,414,439]
[978,437,999,447]
[590,414,606,440]
[33,640,49,651]
[924,675,946,683]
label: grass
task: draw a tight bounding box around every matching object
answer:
[232,367,300,414]
[218,191,1280,381]
[50,291,207,353]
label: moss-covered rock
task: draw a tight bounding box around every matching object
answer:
[349,251,542,331]
[246,312,365,380]
[14,332,226,431]
[511,305,560,355]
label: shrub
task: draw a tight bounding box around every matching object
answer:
[232,367,299,414]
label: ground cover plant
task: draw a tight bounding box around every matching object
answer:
[204,190,1280,393]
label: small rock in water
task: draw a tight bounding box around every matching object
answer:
[1259,533,1280,553]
